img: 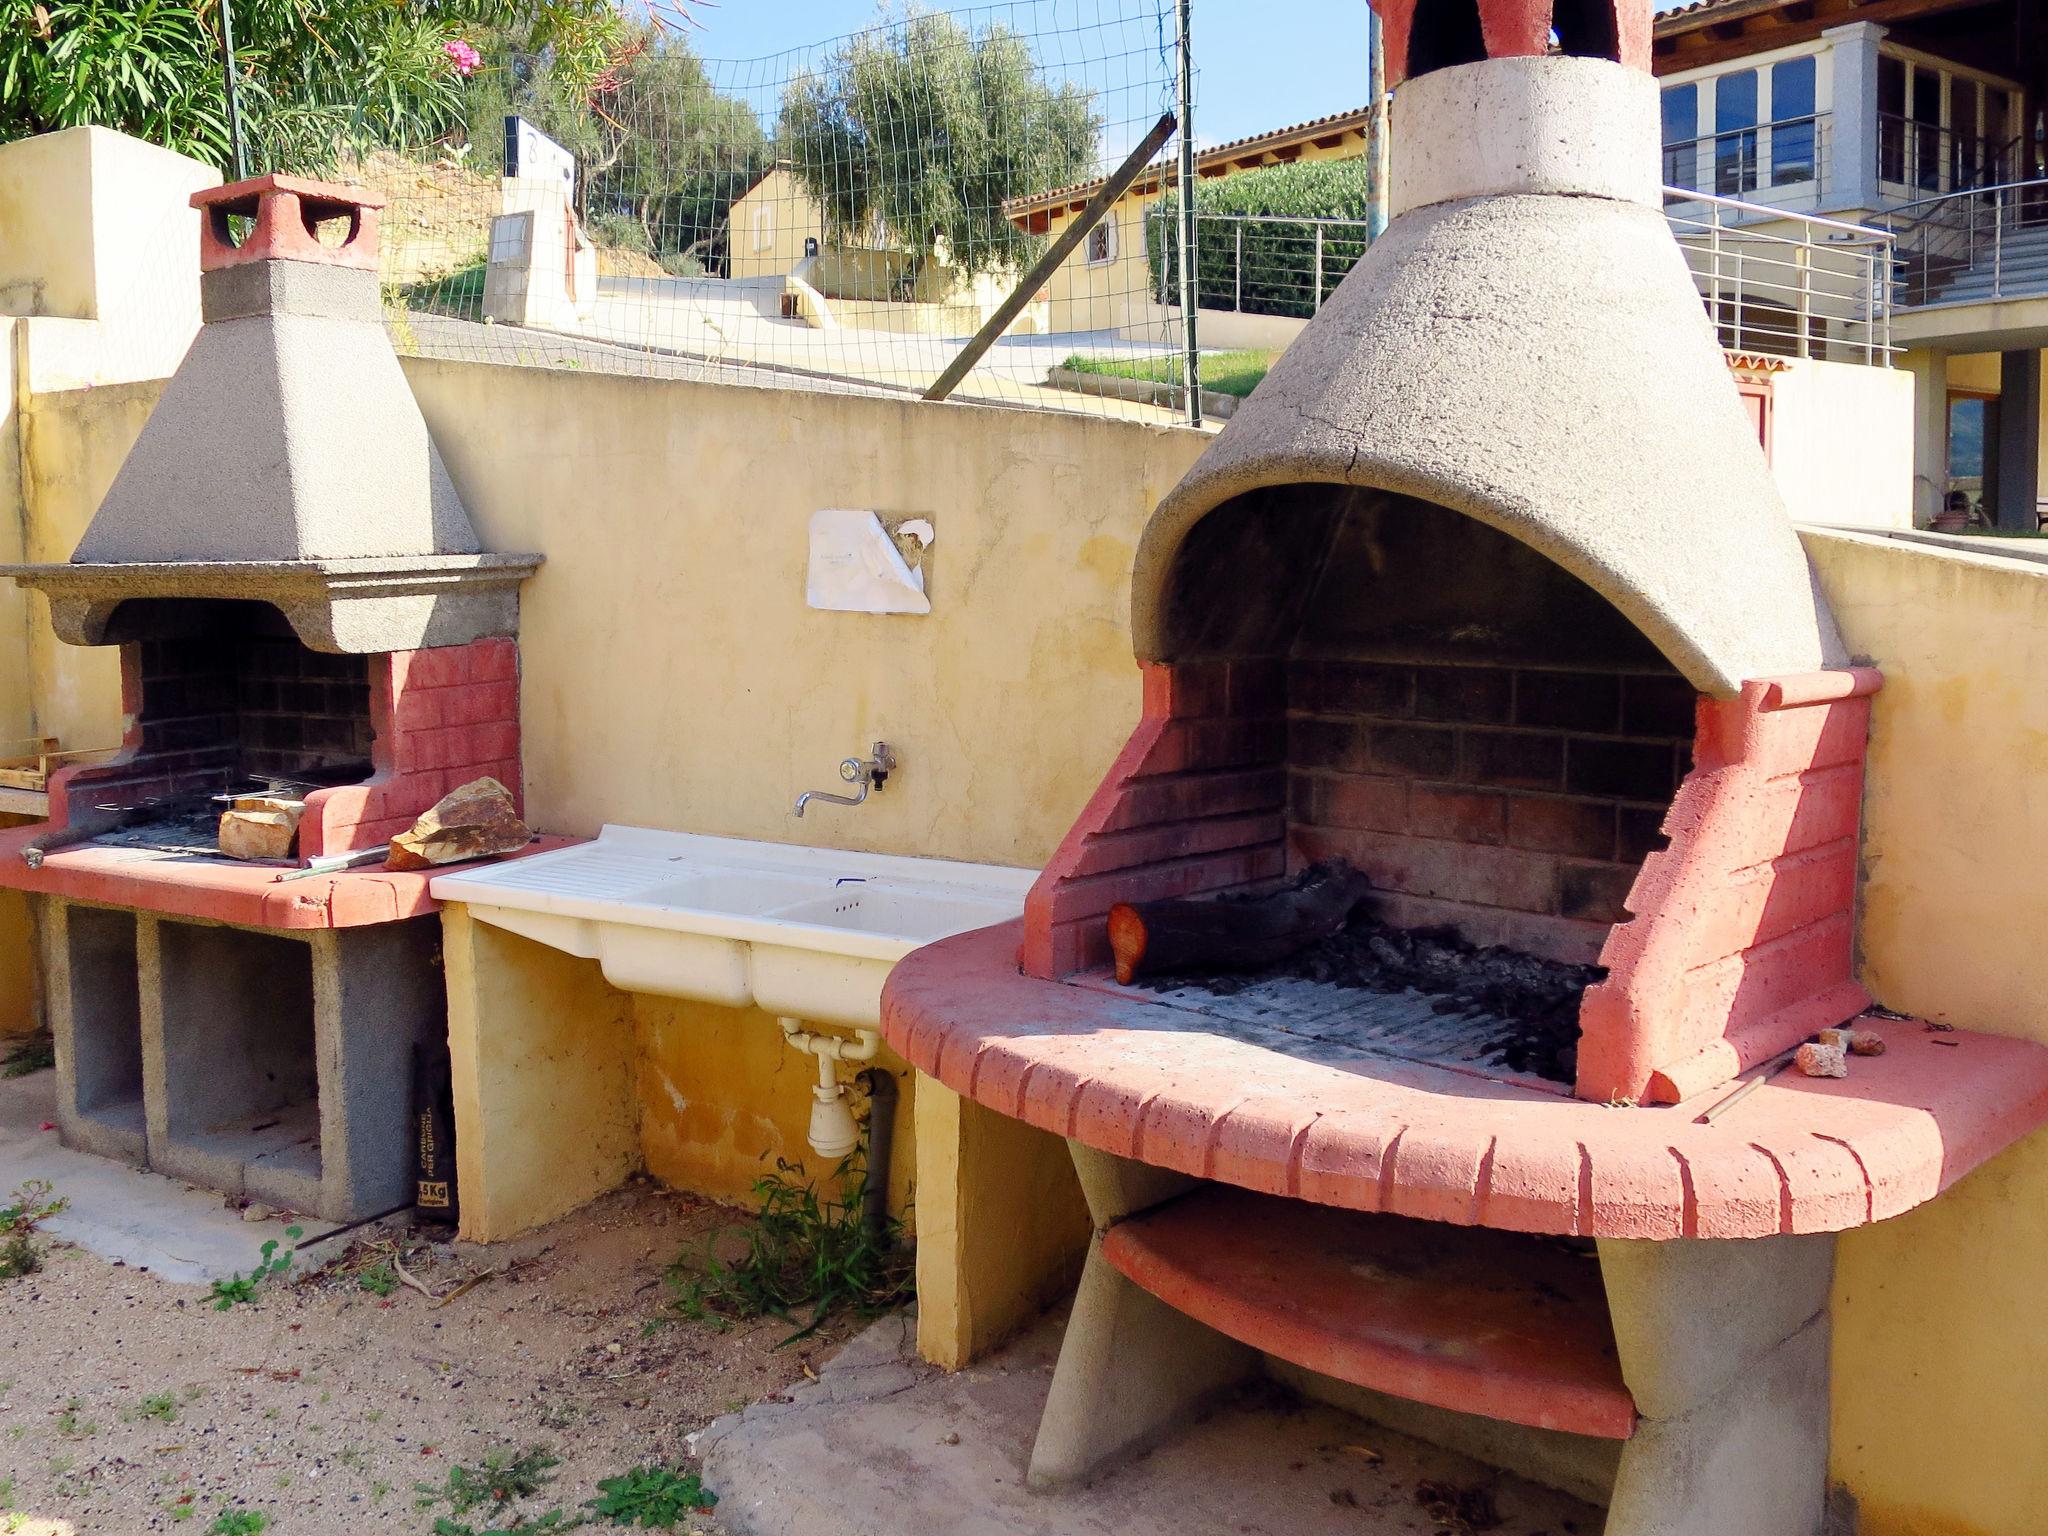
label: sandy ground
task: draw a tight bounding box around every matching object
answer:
[0,1180,853,1535]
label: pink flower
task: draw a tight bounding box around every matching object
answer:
[443,38,480,77]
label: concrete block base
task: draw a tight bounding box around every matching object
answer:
[37,895,438,1221]
[1029,1146,1839,1533]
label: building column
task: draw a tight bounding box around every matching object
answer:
[1821,22,1887,217]
[1996,349,2042,531]
[1907,347,1951,528]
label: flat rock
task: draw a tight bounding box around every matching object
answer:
[386,775,530,871]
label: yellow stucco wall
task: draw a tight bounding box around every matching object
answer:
[398,361,1200,1260]
[401,357,1203,862]
[726,168,826,282]
[1805,527,2048,1536]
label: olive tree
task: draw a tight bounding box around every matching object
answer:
[777,7,1099,276]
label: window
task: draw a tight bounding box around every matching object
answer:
[1770,57,1816,187]
[1910,64,1943,191]
[1878,55,1907,183]
[1985,89,2014,180]
[1662,83,1700,190]
[1715,68,1760,195]
[1085,217,1118,266]
[752,205,774,254]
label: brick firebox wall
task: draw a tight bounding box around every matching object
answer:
[1288,658,1698,966]
[300,637,521,859]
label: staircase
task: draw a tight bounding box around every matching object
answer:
[1919,216,2048,307]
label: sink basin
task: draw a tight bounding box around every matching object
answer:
[429,827,1036,1028]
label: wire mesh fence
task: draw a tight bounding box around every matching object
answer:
[367,0,1205,418]
[1148,209,1373,319]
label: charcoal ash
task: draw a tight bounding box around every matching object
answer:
[1132,905,1602,1086]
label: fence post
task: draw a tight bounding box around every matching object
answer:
[1314,223,1325,313]
[219,0,248,180]
[1175,0,1201,427]
[1235,220,1243,313]
[1796,236,1812,359]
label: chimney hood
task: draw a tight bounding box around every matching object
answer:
[4,175,540,655]
[1133,30,1846,698]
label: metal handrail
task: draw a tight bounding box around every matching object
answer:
[1877,174,2048,308]
[1661,112,1829,201]
[1662,186,1895,364]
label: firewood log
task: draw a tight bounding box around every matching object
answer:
[1107,862,1374,985]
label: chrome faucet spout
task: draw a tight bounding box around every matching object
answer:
[793,743,896,817]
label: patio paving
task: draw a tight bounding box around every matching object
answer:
[696,1309,1602,1536]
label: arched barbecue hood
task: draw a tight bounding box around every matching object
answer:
[1133,30,1846,698]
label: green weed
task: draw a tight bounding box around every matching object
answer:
[209,1226,304,1309]
[0,1180,67,1280]
[208,1509,269,1536]
[135,1392,179,1424]
[54,1398,93,1438]
[416,1444,560,1517]
[431,1514,581,1536]
[667,1138,911,1344]
[1,1032,53,1078]
[586,1465,717,1527]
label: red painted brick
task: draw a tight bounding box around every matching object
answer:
[1104,767,1286,833]
[1291,658,1414,717]
[471,638,519,684]
[403,646,471,689]
[1040,844,1287,925]
[1302,828,1558,914]
[1370,723,1459,778]
[1288,716,1373,775]
[1069,811,1286,878]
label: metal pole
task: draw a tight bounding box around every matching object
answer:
[1175,0,1201,428]
[1234,219,1243,312]
[1314,223,1325,312]
[219,0,248,180]
[1366,7,1389,240]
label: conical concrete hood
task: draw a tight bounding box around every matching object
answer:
[5,175,538,654]
[1134,47,1845,698]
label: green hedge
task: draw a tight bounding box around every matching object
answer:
[1147,159,1375,319]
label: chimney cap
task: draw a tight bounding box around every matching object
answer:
[191,173,385,274]
[1370,0,1650,89]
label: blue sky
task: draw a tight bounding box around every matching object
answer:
[671,2,1696,153]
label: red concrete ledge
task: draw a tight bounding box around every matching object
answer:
[1104,1185,1636,1439]
[882,921,2048,1241]
[0,825,576,930]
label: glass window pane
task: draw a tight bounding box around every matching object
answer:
[1910,66,1943,190]
[1986,89,2013,178]
[1662,83,1699,189]
[1770,57,1816,186]
[1952,83,1980,187]
[1715,69,1760,195]
[1948,395,1988,521]
[1878,55,1906,182]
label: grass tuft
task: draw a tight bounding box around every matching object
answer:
[1061,348,1274,399]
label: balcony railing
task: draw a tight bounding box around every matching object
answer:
[1662,113,1831,210]
[1880,178,2048,308]
[1663,188,1896,364]
[1876,114,2027,199]
[1139,190,1894,366]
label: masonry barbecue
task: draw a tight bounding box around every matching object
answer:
[0,176,541,1221]
[880,6,2048,1534]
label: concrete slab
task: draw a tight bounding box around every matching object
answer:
[0,1070,337,1286]
[697,1310,1601,1536]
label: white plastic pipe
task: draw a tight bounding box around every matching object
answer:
[778,1017,879,1160]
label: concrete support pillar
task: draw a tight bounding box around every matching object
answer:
[1599,1233,1836,1536]
[911,1079,1089,1371]
[1027,1144,1254,1488]
[1907,346,1951,527]
[440,905,641,1243]
[1995,348,2042,531]
[1821,23,1887,217]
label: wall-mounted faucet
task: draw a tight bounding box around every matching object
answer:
[793,742,895,817]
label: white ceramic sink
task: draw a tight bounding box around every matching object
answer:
[429,827,1035,1027]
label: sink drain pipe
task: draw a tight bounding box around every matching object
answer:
[778,1017,880,1161]
[858,1065,898,1239]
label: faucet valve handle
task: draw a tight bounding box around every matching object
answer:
[839,757,866,784]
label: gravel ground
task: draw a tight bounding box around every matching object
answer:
[0,1179,856,1535]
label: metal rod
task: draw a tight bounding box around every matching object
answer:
[922,112,1176,405]
[1366,6,1389,240]
[1174,0,1201,427]
[219,0,248,180]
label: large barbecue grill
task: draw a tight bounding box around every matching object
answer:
[881,6,2048,1534]
[0,176,541,1220]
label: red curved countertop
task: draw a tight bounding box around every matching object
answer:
[0,823,576,930]
[882,921,2048,1241]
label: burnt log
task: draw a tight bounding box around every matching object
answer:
[1107,863,1375,985]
